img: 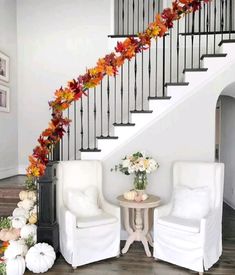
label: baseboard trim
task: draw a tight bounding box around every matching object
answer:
[18,165,27,175]
[224,199,235,210]
[0,166,18,180]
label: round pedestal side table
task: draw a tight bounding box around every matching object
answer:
[117,195,161,257]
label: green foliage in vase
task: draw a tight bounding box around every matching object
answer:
[0,263,6,275]
[0,217,12,230]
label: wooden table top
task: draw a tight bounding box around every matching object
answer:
[117,194,161,209]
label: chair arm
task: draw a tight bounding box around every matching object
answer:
[59,205,77,236]
[154,202,173,220]
[100,199,121,220]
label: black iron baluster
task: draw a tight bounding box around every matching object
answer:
[80,97,84,151]
[162,35,166,96]
[121,66,124,122]
[153,0,156,22]
[148,45,151,97]
[107,77,111,136]
[191,12,195,68]
[229,0,232,39]
[100,80,103,136]
[155,39,158,96]
[134,56,137,110]
[132,0,135,34]
[225,0,228,32]
[221,0,224,40]
[127,60,130,122]
[203,2,206,33]
[170,29,172,82]
[214,0,217,53]
[138,0,140,33]
[158,0,160,13]
[184,15,187,69]
[176,20,180,82]
[127,0,130,35]
[114,75,117,122]
[93,87,97,149]
[122,0,125,34]
[67,108,70,160]
[87,90,90,149]
[74,101,77,159]
[206,2,209,54]
[141,51,144,110]
[199,5,201,68]
[142,0,145,32]
[117,0,120,35]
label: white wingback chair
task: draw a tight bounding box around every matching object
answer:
[55,160,120,268]
[153,161,224,274]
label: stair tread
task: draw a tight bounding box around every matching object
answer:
[97,136,118,139]
[130,110,153,113]
[165,82,189,86]
[113,123,135,126]
[201,53,227,60]
[80,148,101,152]
[219,39,235,46]
[183,68,208,73]
[148,96,171,100]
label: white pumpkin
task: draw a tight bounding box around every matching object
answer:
[11,216,27,229]
[4,239,28,259]
[30,205,37,215]
[19,190,28,201]
[17,199,34,211]
[20,224,37,240]
[26,243,56,273]
[13,207,29,219]
[124,190,137,201]
[142,194,148,201]
[6,256,26,275]
[27,191,37,202]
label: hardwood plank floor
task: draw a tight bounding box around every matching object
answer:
[25,204,235,275]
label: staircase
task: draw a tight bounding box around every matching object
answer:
[49,0,235,162]
[0,176,26,217]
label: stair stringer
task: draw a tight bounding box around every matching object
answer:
[93,43,235,204]
[81,43,235,161]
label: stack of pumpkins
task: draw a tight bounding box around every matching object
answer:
[0,190,56,275]
[123,190,148,202]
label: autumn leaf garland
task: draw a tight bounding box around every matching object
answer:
[25,0,212,188]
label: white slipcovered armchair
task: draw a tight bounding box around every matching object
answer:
[153,161,224,274]
[55,160,120,268]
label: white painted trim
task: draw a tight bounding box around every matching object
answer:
[223,199,235,210]
[0,166,18,179]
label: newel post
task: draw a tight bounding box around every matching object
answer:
[37,161,59,253]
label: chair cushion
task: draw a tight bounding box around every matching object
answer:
[64,186,102,218]
[157,216,201,233]
[76,212,118,228]
[171,185,210,220]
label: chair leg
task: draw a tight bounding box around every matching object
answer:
[72,266,77,270]
[199,272,203,275]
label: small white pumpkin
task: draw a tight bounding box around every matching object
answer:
[12,207,29,219]
[26,243,56,273]
[6,256,26,275]
[20,224,37,240]
[142,194,148,201]
[27,191,37,202]
[124,190,137,201]
[11,216,27,229]
[17,199,34,211]
[4,239,28,259]
[19,190,28,201]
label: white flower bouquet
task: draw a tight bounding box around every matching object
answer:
[113,151,159,190]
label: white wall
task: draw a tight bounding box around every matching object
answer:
[101,54,235,204]
[0,0,18,179]
[17,0,112,173]
[220,94,235,209]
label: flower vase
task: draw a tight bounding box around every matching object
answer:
[133,172,148,194]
